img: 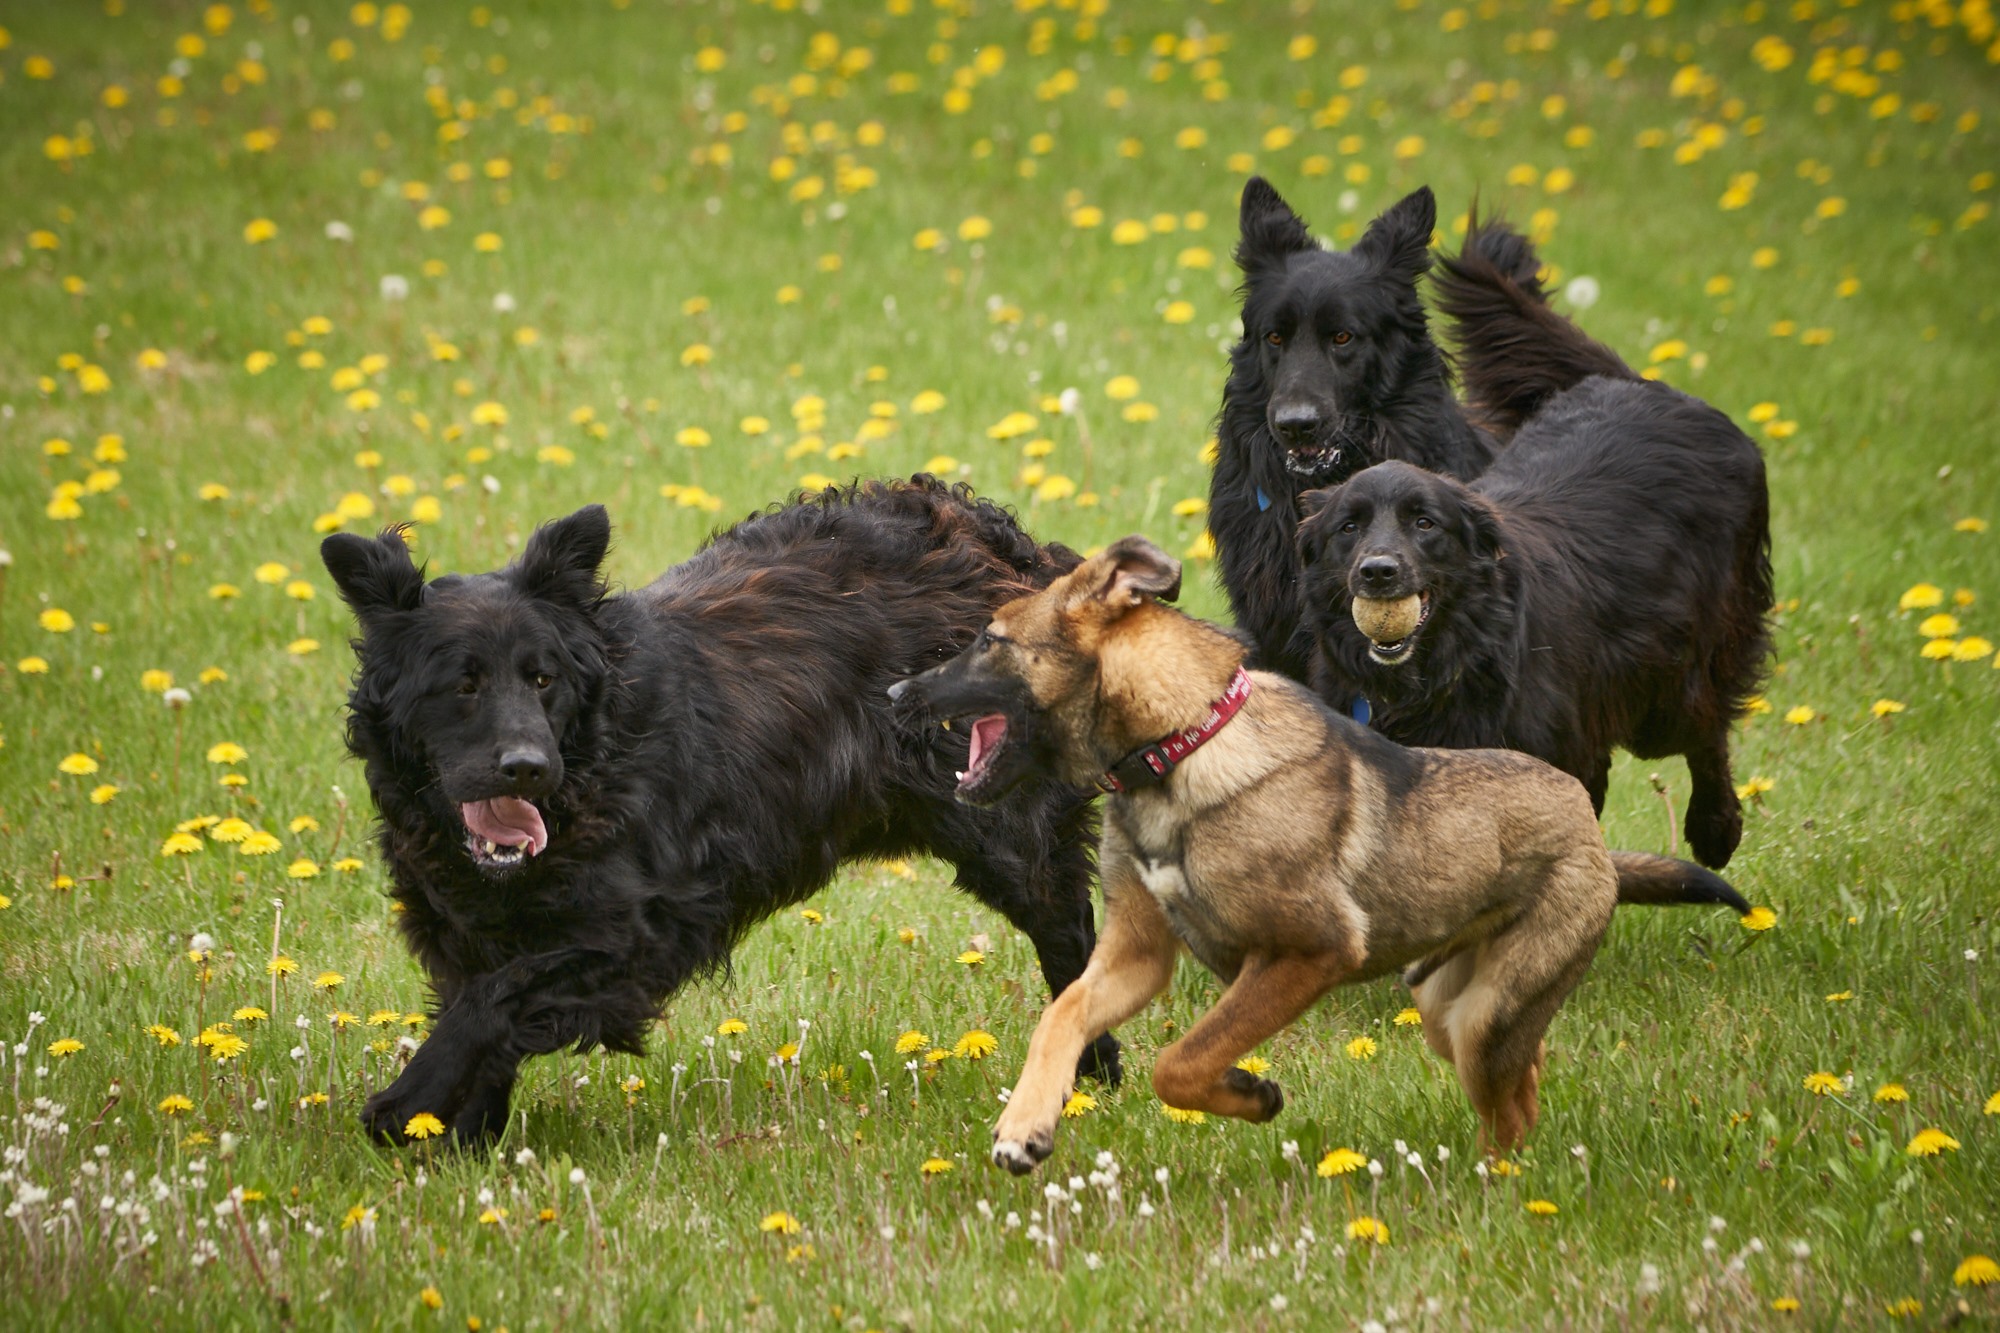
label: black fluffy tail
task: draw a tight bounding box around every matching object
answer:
[1610,851,1751,915]
[1434,215,1637,435]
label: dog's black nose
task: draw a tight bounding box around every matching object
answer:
[1270,404,1322,447]
[1355,556,1401,591]
[498,749,550,790]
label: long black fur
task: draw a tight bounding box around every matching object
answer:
[324,477,1115,1143]
[1210,179,1501,680]
[1298,374,1773,872]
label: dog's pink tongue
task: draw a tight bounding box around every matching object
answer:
[461,797,548,856]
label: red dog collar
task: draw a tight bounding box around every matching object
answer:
[1102,667,1254,794]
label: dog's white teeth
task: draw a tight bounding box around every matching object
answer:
[955,771,966,782]
[484,840,498,854]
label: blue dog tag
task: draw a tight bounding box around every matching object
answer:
[1256,488,1271,513]
[1350,696,1372,725]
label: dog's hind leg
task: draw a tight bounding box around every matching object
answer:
[1408,950,1479,1068]
[991,874,1179,1175]
[1681,734,1743,870]
[1150,951,1350,1124]
[1443,860,1607,1154]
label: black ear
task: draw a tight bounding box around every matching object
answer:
[516,505,612,605]
[321,529,425,620]
[1097,535,1183,608]
[1461,493,1506,562]
[1354,185,1437,280]
[1235,177,1316,273]
[1297,486,1340,522]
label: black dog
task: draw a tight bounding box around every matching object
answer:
[1297,233,1772,871]
[322,477,1114,1143]
[1209,180,1527,681]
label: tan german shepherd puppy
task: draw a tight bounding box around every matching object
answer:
[892,535,1716,1175]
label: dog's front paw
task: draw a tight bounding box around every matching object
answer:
[1684,797,1741,871]
[1223,1066,1285,1123]
[361,1065,464,1145]
[991,1128,1054,1176]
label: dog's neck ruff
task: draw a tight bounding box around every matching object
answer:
[1101,668,1254,794]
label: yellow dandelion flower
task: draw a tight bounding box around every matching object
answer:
[1061,1090,1097,1118]
[1873,1083,1909,1104]
[47,1038,84,1058]
[146,1024,183,1048]
[58,753,100,776]
[1345,1036,1377,1060]
[1525,1199,1559,1216]
[1905,1127,1959,1156]
[90,784,119,805]
[1955,1255,2000,1287]
[1772,1297,1801,1312]
[759,1210,801,1235]
[419,1287,443,1311]
[1783,705,1816,725]
[1919,613,1962,638]
[920,1157,954,1176]
[952,1030,998,1060]
[1803,1071,1843,1096]
[1345,1215,1389,1244]
[894,1030,929,1055]
[404,1112,447,1140]
[1161,1105,1206,1125]
[956,949,984,967]
[1317,1148,1367,1177]
[233,1007,269,1024]
[314,970,345,990]
[39,608,76,634]
[157,1094,194,1116]
[1871,699,1906,718]
[266,955,298,977]
[1899,583,1944,610]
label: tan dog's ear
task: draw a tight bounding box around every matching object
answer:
[1096,535,1183,608]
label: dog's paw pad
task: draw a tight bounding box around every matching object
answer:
[992,1139,1038,1175]
[1224,1067,1285,1122]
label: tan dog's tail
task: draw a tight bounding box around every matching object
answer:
[1611,851,1750,915]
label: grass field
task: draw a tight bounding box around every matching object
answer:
[3,0,1998,1327]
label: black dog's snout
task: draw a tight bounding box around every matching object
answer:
[1270,404,1322,446]
[1354,556,1402,592]
[498,749,551,791]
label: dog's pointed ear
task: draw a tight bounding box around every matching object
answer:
[1095,535,1183,609]
[517,505,611,606]
[322,529,425,621]
[1354,185,1437,281]
[1235,177,1316,273]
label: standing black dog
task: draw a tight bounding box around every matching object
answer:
[1297,224,1772,871]
[1209,179,1530,680]
[322,477,1113,1144]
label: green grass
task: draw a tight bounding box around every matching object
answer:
[2,0,1998,1327]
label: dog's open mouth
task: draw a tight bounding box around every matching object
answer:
[1355,591,1434,666]
[461,796,548,870]
[955,714,1011,801]
[1283,441,1344,479]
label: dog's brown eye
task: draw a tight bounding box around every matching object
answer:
[1331,330,1352,346]
[1414,516,1435,531]
[1340,521,1357,535]
[534,673,554,690]
[1266,331,1283,347]
[456,678,478,696]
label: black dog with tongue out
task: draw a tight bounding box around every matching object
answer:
[322,477,1113,1144]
